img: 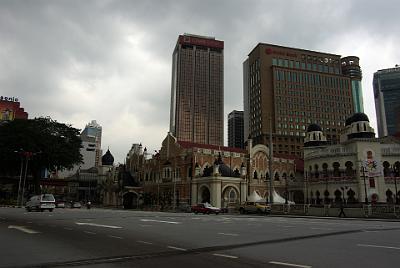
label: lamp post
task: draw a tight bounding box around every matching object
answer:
[393,165,398,204]
[284,173,288,204]
[14,149,24,207]
[21,151,33,206]
[268,116,273,204]
[360,164,369,204]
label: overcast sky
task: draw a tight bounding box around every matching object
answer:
[1,0,399,163]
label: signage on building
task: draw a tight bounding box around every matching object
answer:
[0,96,19,102]
[362,150,381,177]
[265,48,297,58]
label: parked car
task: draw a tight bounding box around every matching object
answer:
[55,200,66,208]
[191,203,221,215]
[239,201,271,214]
[68,201,82,209]
[26,194,56,212]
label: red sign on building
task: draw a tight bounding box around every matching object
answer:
[0,96,28,121]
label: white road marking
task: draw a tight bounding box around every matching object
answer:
[213,253,238,259]
[357,244,400,250]
[137,240,153,245]
[218,232,239,236]
[269,261,312,268]
[167,246,187,251]
[84,231,96,235]
[63,227,73,231]
[108,235,123,239]
[140,219,181,224]
[8,225,39,234]
[76,222,122,229]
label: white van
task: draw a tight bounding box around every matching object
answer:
[26,194,56,212]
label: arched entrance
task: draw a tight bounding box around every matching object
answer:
[123,192,139,209]
[200,186,210,203]
[293,191,304,204]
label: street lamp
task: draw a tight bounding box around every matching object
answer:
[284,173,288,204]
[392,165,399,204]
[14,149,25,207]
[360,164,369,204]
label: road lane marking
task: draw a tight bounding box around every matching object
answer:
[84,231,96,235]
[139,224,152,227]
[76,222,122,229]
[269,261,312,268]
[140,219,181,224]
[357,244,400,250]
[108,235,123,239]
[213,253,238,259]
[137,240,153,245]
[218,232,239,236]
[64,227,73,231]
[167,246,187,251]
[8,225,39,234]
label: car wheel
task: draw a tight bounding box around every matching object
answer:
[257,209,262,214]
[26,207,31,212]
[215,212,219,215]
[49,209,53,212]
[239,208,244,214]
[194,211,198,214]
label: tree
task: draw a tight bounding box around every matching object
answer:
[0,117,83,194]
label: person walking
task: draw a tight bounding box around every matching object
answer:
[338,202,346,217]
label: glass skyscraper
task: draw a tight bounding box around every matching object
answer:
[373,66,400,137]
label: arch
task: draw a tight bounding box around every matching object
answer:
[386,189,393,203]
[274,172,280,181]
[314,164,319,178]
[395,161,400,177]
[199,185,211,203]
[250,144,269,159]
[322,163,329,177]
[332,162,340,177]
[383,161,390,177]
[345,161,354,177]
[347,189,356,203]
[334,189,342,203]
[123,192,139,209]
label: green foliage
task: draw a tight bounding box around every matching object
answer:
[0,117,83,176]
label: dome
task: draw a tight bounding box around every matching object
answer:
[102,149,114,166]
[345,113,370,126]
[306,124,322,132]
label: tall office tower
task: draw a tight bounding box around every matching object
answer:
[373,65,400,137]
[170,34,224,146]
[341,56,364,113]
[243,43,356,157]
[81,120,102,167]
[228,110,244,149]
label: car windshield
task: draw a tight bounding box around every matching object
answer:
[41,194,55,201]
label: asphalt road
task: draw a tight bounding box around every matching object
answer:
[0,207,399,268]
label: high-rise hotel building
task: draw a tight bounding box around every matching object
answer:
[170,34,224,146]
[244,43,358,157]
[373,66,400,137]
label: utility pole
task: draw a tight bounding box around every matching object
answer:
[269,116,273,204]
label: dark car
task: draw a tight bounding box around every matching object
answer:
[191,203,221,215]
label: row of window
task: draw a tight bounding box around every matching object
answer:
[274,69,349,89]
[272,58,340,75]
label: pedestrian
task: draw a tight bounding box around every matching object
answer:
[338,202,346,217]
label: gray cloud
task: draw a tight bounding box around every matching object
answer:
[1,0,399,162]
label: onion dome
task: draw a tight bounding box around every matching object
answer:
[102,149,114,166]
[306,123,322,132]
[345,112,369,126]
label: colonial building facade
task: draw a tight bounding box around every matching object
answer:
[126,133,300,209]
[304,113,400,204]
